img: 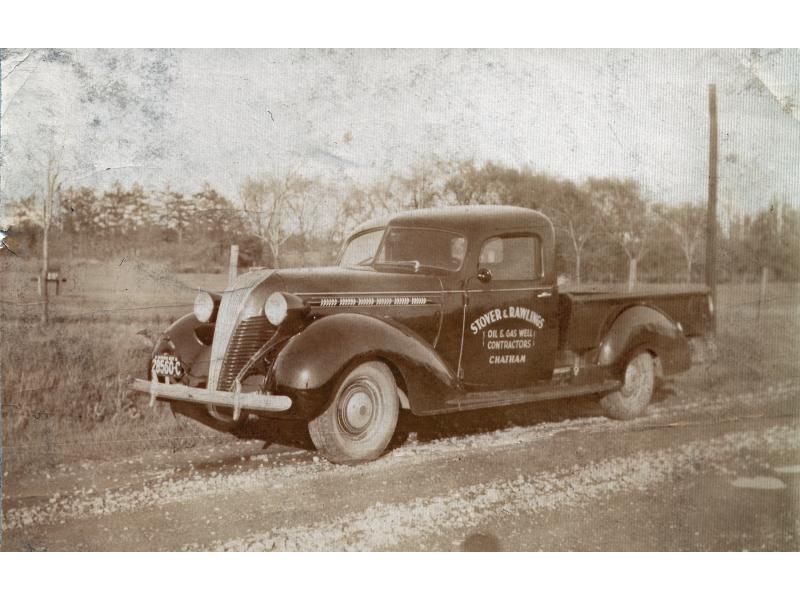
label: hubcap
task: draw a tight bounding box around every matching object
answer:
[622,355,646,396]
[345,391,374,430]
[338,379,380,436]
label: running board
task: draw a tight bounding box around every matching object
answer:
[445,380,621,412]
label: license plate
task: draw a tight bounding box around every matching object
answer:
[152,354,184,378]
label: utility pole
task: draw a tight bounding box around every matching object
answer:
[41,198,50,324]
[706,84,718,333]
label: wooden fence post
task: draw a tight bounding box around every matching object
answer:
[706,83,718,334]
[758,266,768,321]
[228,244,239,287]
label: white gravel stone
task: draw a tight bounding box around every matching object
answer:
[6,384,799,535]
[201,424,800,551]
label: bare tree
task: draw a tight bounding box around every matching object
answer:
[655,202,706,283]
[399,161,446,209]
[333,177,402,242]
[441,158,508,206]
[549,183,597,285]
[241,173,311,267]
[285,177,320,257]
[2,50,69,323]
[588,177,655,291]
[3,49,177,320]
[333,186,370,243]
[39,150,63,324]
[366,177,402,213]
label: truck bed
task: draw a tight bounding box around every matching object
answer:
[558,284,711,352]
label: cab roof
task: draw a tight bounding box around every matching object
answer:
[350,205,552,239]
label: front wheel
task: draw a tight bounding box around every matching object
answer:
[308,361,400,464]
[600,350,655,420]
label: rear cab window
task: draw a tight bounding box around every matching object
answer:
[479,234,542,281]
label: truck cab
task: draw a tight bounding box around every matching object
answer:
[338,206,561,389]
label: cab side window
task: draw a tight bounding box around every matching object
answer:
[479,235,541,281]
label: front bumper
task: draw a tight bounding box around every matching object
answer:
[130,375,292,420]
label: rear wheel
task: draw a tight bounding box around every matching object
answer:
[308,361,400,464]
[600,351,655,420]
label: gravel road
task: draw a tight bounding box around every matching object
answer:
[3,379,799,551]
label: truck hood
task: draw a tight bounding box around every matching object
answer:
[273,266,444,298]
[206,266,445,391]
[222,265,445,306]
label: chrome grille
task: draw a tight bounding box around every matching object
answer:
[217,316,276,391]
[207,269,273,391]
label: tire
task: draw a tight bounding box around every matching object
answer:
[231,415,277,447]
[388,428,410,450]
[308,361,400,464]
[600,350,655,420]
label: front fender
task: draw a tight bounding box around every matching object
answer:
[270,313,458,418]
[597,305,691,376]
[153,313,212,385]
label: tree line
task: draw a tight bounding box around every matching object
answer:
[5,159,799,285]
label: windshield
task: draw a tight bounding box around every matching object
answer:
[339,229,385,267]
[375,227,467,272]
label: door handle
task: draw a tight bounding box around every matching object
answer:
[537,291,552,298]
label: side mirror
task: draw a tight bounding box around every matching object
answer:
[477,267,492,284]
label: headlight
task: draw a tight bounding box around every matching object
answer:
[193,292,215,323]
[265,292,288,326]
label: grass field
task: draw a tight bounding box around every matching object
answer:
[2,257,798,474]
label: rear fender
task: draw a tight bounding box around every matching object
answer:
[270,313,458,418]
[597,305,690,376]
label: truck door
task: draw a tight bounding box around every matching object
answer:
[459,233,558,388]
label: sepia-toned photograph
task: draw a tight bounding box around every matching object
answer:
[1,47,798,553]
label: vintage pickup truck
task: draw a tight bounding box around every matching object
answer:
[132,206,713,463]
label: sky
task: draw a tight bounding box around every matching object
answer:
[1,49,798,222]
